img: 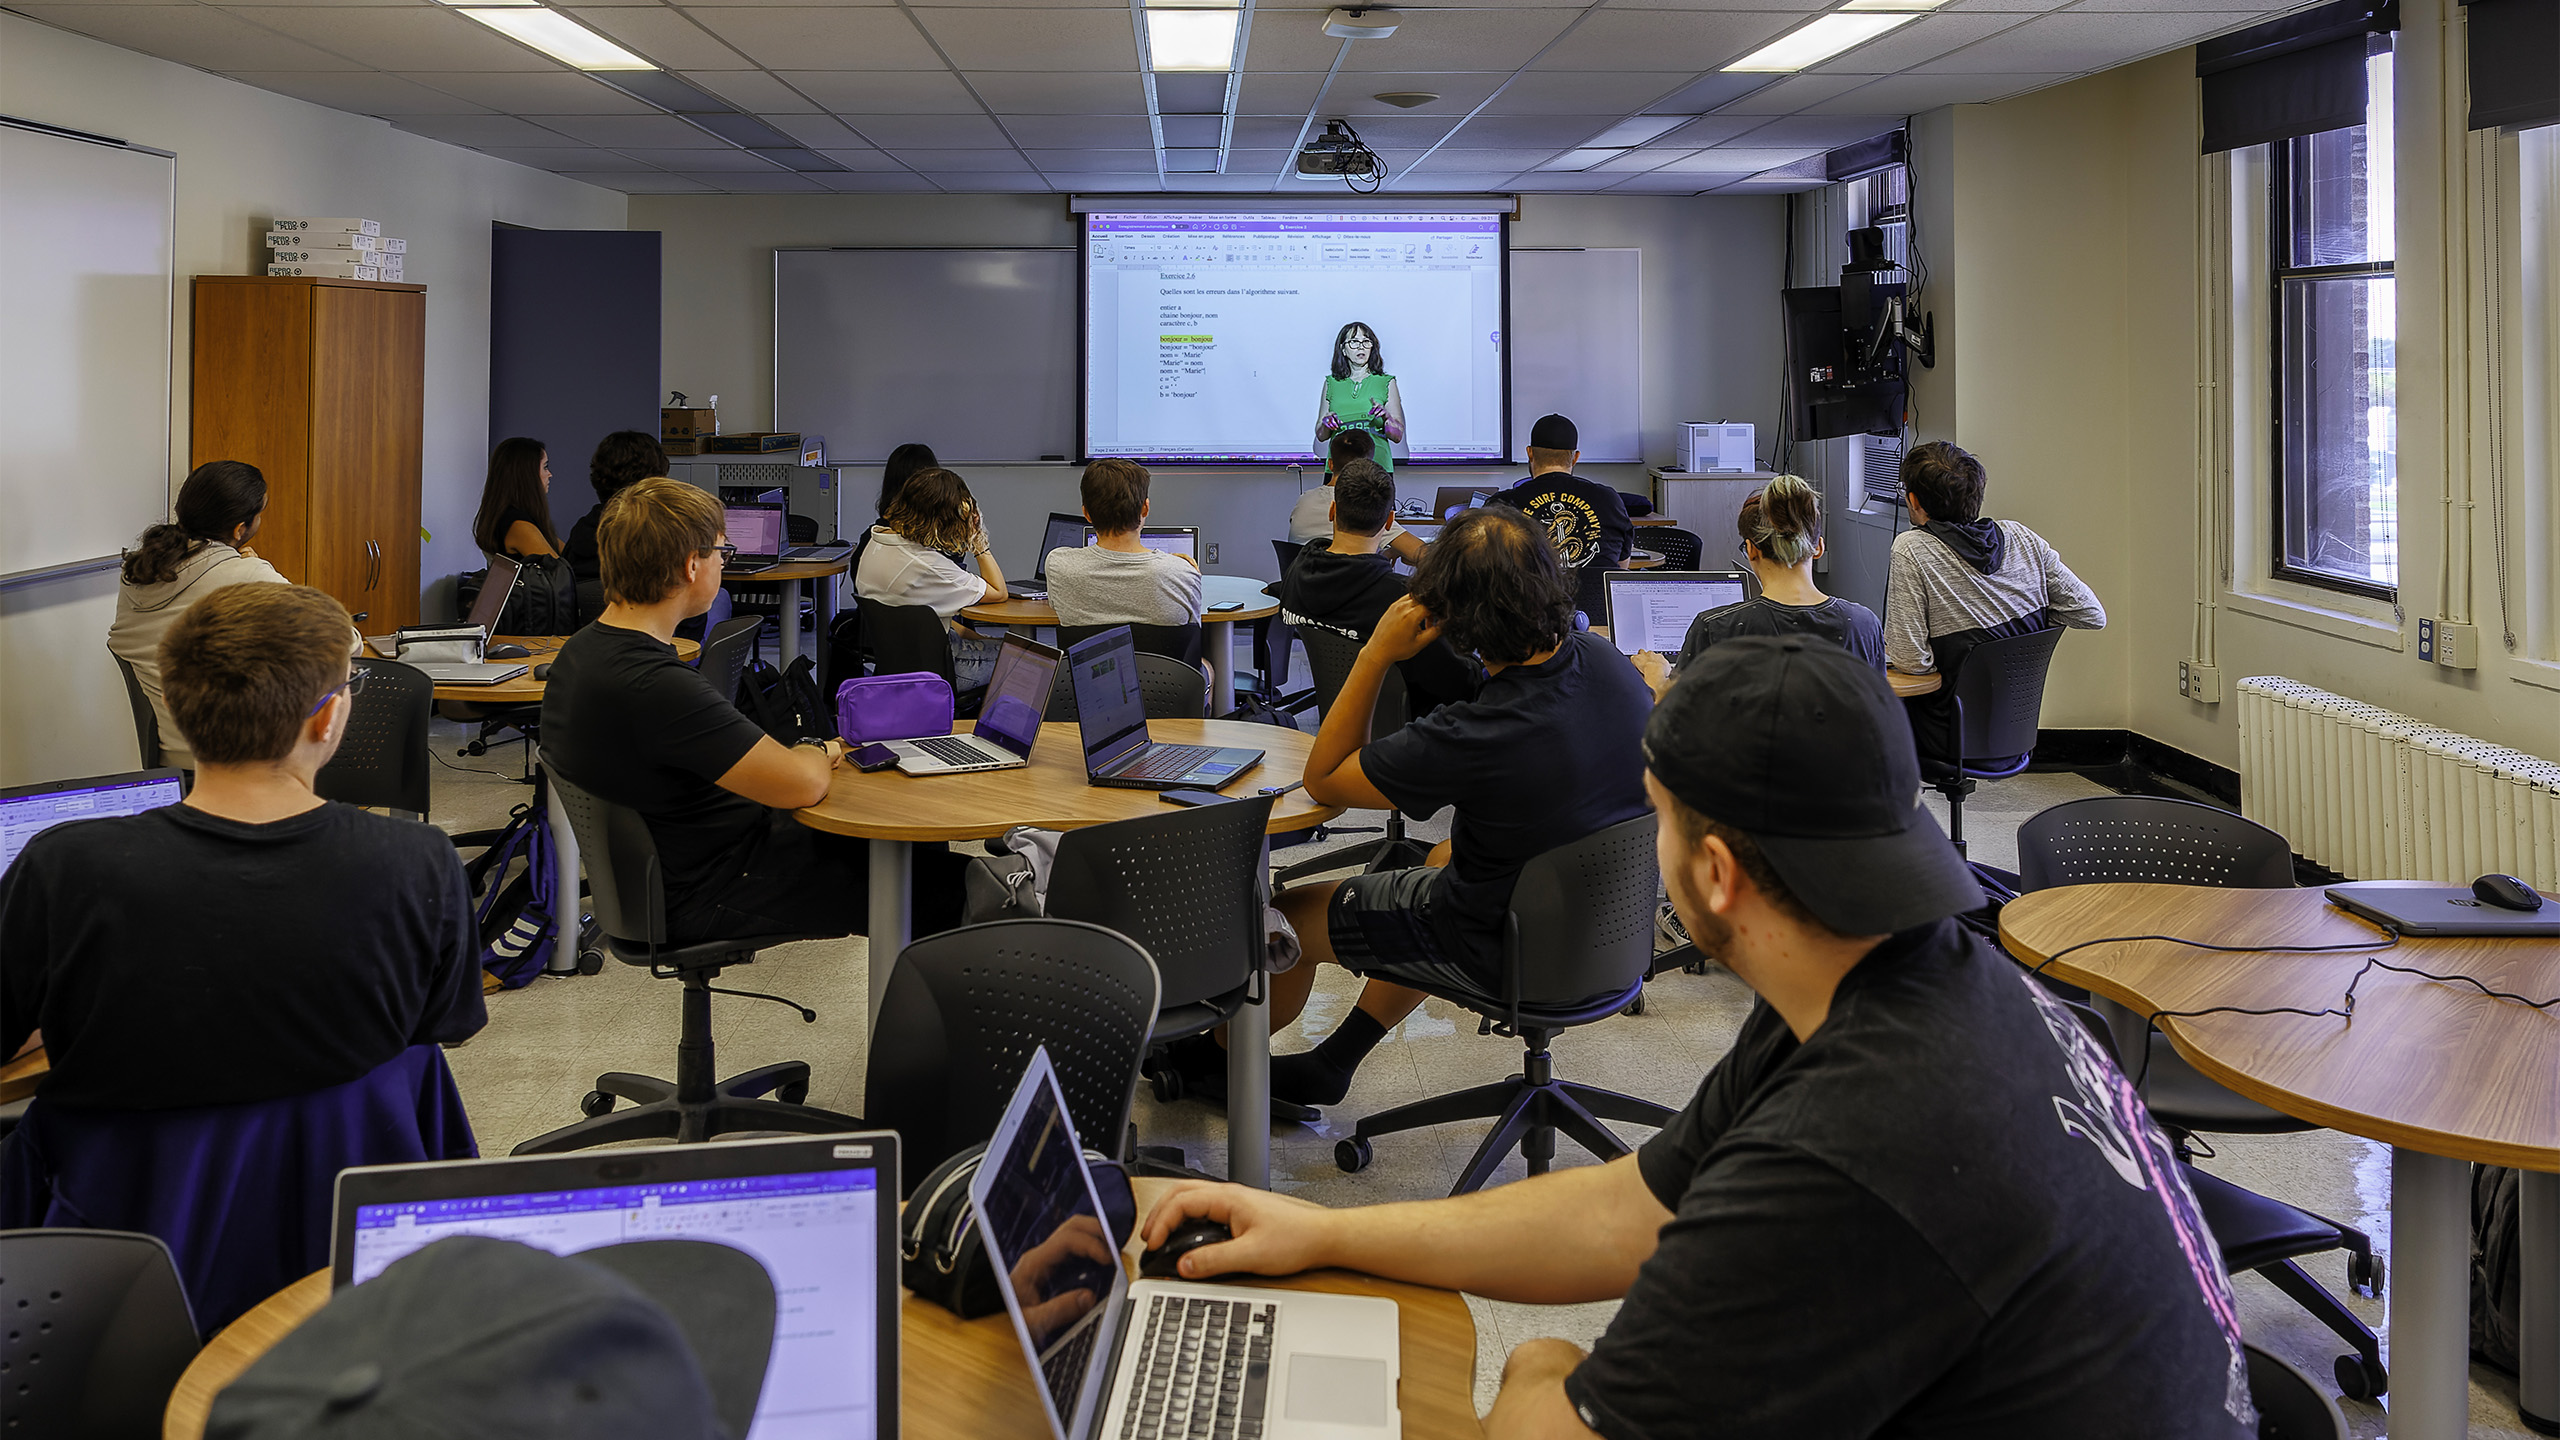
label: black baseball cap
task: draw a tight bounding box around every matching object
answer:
[1529,413,1578,450]
[1643,636,1982,935]
[207,1236,778,1440]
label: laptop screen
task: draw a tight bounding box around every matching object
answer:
[1037,513,1088,576]
[1067,629,1151,774]
[0,770,186,877]
[972,1052,1119,1440]
[724,503,786,559]
[978,635,1062,759]
[346,1158,888,1440]
[1602,572,1751,656]
[1431,487,1491,521]
[464,552,520,632]
[1079,527,1198,563]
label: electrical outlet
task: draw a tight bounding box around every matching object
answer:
[2434,620,2479,669]
[2178,660,2191,698]
[1206,542,1219,564]
[2177,660,2223,703]
[2417,617,2436,663]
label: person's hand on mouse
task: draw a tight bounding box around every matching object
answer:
[1362,596,1444,665]
[1140,1181,1335,1280]
[1010,1213,1116,1334]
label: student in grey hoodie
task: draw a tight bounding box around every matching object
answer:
[108,461,288,771]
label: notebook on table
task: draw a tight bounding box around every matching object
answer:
[1066,627,1261,791]
[972,1048,1400,1440]
[332,1133,901,1440]
[1,768,186,876]
[886,634,1061,776]
[1600,571,1752,657]
[723,501,787,576]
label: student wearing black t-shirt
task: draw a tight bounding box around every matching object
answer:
[1266,505,1652,1107]
[1631,473,1885,700]
[543,477,963,943]
[1275,459,1476,712]
[1137,639,2257,1440]
[1485,413,1633,622]
[2,583,485,1110]
[563,430,669,591]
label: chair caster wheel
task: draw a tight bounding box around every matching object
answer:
[1151,1069,1185,1104]
[576,946,607,977]
[2346,1252,2384,1298]
[1622,990,1647,1017]
[2333,1354,2386,1402]
[1335,1137,1372,1173]
[580,1090,615,1118]
[777,1080,810,1106]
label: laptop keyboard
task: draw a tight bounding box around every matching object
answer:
[1120,1294,1278,1440]
[1043,1317,1103,1403]
[910,735,998,767]
[1115,744,1221,781]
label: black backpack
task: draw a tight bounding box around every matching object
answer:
[2472,1164,2524,1373]
[497,553,580,634]
[740,655,835,744]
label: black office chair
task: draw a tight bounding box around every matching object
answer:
[110,653,164,770]
[1058,622,1205,669]
[1646,527,1704,572]
[314,658,433,818]
[514,760,863,1152]
[695,614,765,707]
[855,598,984,713]
[864,918,1161,1187]
[1335,815,1676,1194]
[0,1228,201,1440]
[2016,794,2387,1400]
[2247,1343,2350,1440]
[1044,651,1207,722]
[1915,626,2064,854]
[1275,625,1433,884]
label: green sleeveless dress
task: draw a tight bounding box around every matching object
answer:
[1321,372,1395,471]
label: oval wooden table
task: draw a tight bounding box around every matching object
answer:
[962,574,1280,717]
[163,1180,1483,1440]
[723,554,850,671]
[2000,883,2560,1439]
[798,717,1339,1187]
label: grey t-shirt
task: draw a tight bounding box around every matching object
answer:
[1043,545,1204,628]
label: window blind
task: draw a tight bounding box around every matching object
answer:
[2463,0,2558,130]
[2196,0,2398,154]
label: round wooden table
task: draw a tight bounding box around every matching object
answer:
[723,555,850,671]
[1885,668,1942,697]
[2001,883,2560,1439]
[162,1181,1483,1440]
[962,575,1280,716]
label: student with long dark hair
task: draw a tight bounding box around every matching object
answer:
[472,437,558,557]
[108,460,288,770]
[564,430,668,587]
[855,442,944,572]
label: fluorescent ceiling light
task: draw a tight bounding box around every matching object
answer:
[454,7,655,68]
[1587,115,1688,148]
[1146,7,1241,69]
[1723,12,1919,71]
[1541,148,1626,170]
[1839,0,1950,9]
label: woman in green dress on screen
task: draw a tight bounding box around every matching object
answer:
[1312,321,1405,470]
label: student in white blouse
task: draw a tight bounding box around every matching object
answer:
[853,466,1010,687]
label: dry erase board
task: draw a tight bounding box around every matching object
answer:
[1507,248,1642,464]
[1,118,176,581]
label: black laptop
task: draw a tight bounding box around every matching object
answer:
[1012,512,1088,600]
[1067,627,1261,790]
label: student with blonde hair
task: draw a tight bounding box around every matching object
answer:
[1632,474,1883,700]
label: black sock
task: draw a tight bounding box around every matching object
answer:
[1269,1008,1389,1107]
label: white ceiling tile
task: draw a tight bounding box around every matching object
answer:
[688,8,942,69]
[681,169,827,189]
[1914,11,2242,71]
[1480,71,1695,113]
[923,173,1057,190]
[1174,173,1289,191]
[886,146,1030,169]
[477,145,660,170]
[220,6,561,69]
[681,70,823,111]
[1506,171,1616,189]
[1219,148,1296,172]
[1228,116,1311,148]
[840,112,1012,145]
[814,173,947,191]
[1444,113,1615,146]
[11,6,364,70]
[2070,0,2273,10]
[1650,145,1824,171]
[1328,72,1511,115]
[776,70,983,109]
[1730,114,1901,147]
[623,146,777,167]
[1591,147,1690,172]
[1800,70,2069,110]
[1237,11,1352,71]
[1322,113,1460,146]
[966,72,1148,112]
[1709,72,1870,112]
[999,114,1155,147]
[1605,172,1720,191]
[1942,0,2071,12]
[1651,114,1761,147]
[675,0,896,8]
[570,172,719,191]
[1531,11,1799,73]
[912,9,1140,70]
[1811,12,2027,72]
[391,114,579,146]
[811,147,919,168]
[1047,173,1165,189]
[395,71,659,113]
[765,113,865,144]
[558,9,748,68]
[542,113,731,146]
[228,71,492,113]
[1705,175,1826,191]
[1606,0,1828,11]
[1389,172,1522,191]
[1233,71,1331,115]
[1337,10,1583,72]
[1407,147,1557,170]
[1024,147,1159,171]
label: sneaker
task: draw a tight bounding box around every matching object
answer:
[1654,901,1690,952]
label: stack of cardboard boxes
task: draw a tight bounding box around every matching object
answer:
[265,218,409,281]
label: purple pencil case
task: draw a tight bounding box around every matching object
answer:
[836,672,955,743]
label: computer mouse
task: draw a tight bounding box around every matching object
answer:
[486,643,532,660]
[2471,873,2545,911]
[532,662,554,681]
[1139,1218,1233,1280]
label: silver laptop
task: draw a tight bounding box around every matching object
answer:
[395,554,531,682]
[331,1133,902,1439]
[2325,882,2560,936]
[1068,627,1261,790]
[1078,525,1201,564]
[972,1048,1400,1440]
[887,633,1061,775]
[1600,570,1752,657]
[724,500,786,576]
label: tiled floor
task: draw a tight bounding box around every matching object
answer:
[424,721,2534,1436]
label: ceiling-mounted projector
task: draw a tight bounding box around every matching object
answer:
[1296,120,1381,178]
[1322,7,1398,40]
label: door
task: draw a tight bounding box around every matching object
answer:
[309,285,425,629]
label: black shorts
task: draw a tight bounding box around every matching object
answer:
[1326,866,1495,996]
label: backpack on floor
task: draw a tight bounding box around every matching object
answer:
[469,800,561,988]
[2472,1163,2524,1374]
[741,655,836,744]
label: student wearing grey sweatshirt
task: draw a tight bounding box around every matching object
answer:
[107,461,289,771]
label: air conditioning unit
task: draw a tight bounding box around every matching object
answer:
[1849,432,1904,506]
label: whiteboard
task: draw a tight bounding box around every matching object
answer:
[775,248,1080,465]
[1508,248,1642,464]
[0,119,176,579]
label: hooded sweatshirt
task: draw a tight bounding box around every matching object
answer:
[1276,538,1480,711]
[108,543,288,770]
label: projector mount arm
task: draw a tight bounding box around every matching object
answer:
[1861,295,1935,372]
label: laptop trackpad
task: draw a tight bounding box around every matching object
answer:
[1285,1355,1390,1426]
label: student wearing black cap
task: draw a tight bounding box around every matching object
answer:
[1138,638,2256,1440]
[1486,413,1634,621]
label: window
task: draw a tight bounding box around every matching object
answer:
[2270,44,2396,597]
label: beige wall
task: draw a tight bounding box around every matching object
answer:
[0,13,625,787]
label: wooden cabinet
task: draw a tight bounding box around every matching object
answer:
[191,276,425,630]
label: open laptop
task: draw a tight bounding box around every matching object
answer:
[972,1048,1399,1440]
[333,1133,901,1440]
[1430,486,1492,522]
[1078,526,1201,564]
[1014,512,1090,599]
[723,501,786,576]
[1,768,186,876]
[1067,627,1262,790]
[2324,882,2560,937]
[885,633,1061,775]
[389,553,531,685]
[1600,570,1753,657]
